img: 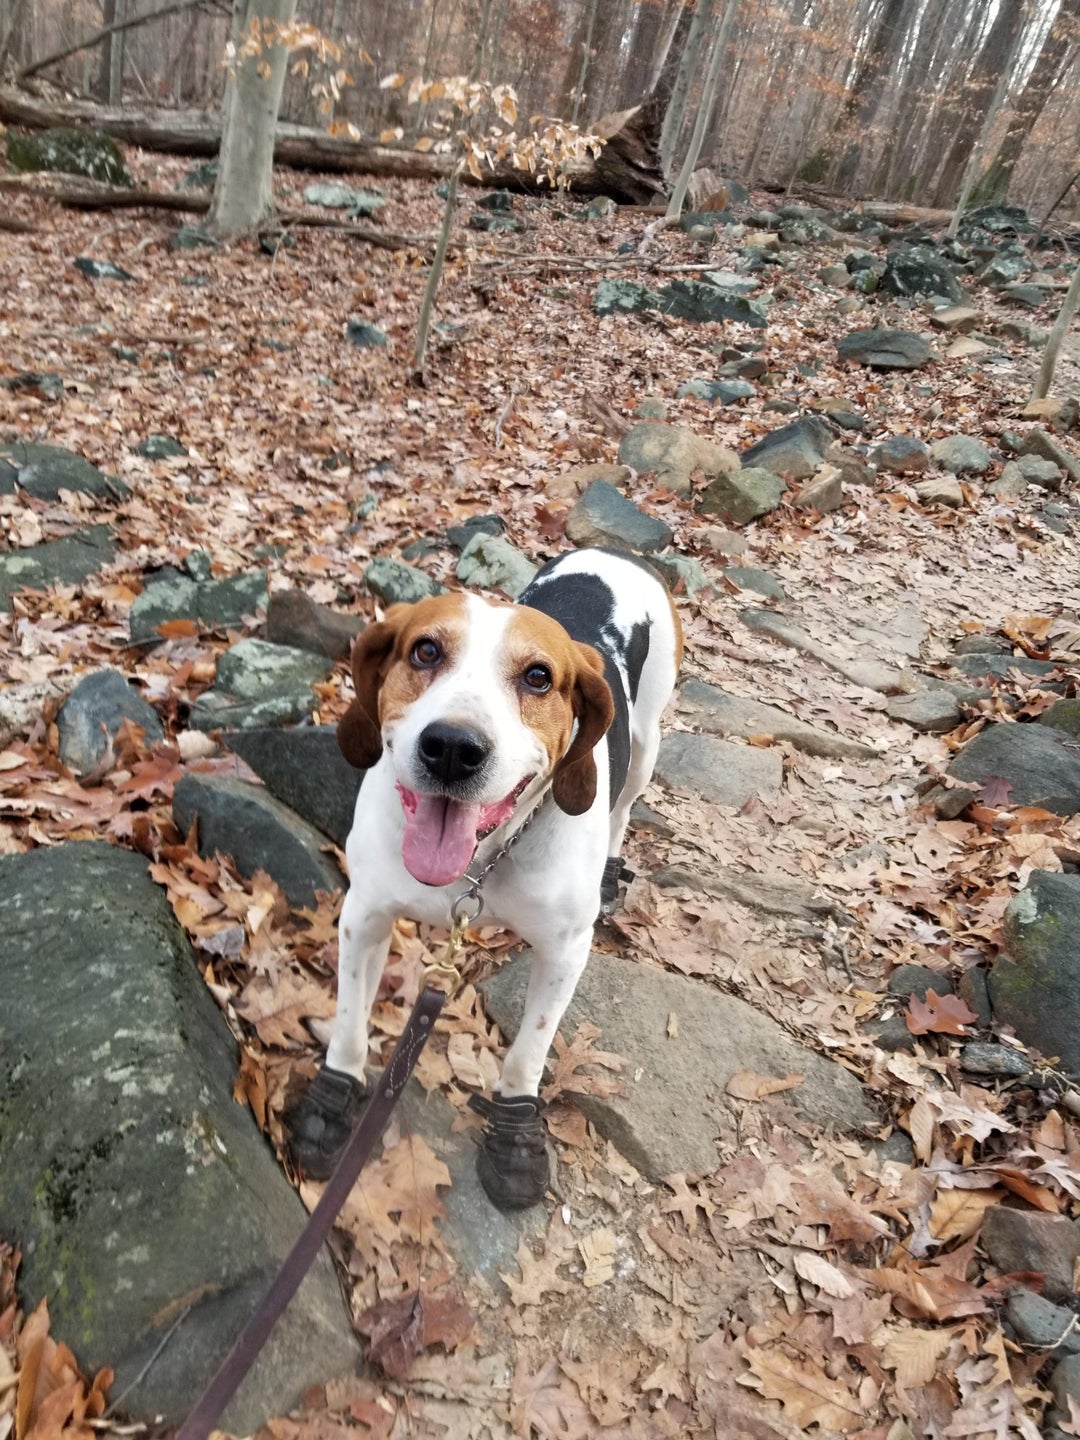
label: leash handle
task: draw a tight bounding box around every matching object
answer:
[177,986,447,1440]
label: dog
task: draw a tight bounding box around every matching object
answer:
[287,547,682,1209]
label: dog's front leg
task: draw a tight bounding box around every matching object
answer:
[470,924,593,1211]
[500,925,593,1096]
[286,887,394,1180]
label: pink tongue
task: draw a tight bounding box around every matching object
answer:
[401,792,483,886]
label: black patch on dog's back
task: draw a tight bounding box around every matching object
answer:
[519,562,651,809]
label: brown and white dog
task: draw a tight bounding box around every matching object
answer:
[287,547,682,1209]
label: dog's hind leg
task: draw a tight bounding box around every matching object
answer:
[599,719,662,914]
[286,889,394,1180]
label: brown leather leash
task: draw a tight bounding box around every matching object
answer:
[176,984,447,1440]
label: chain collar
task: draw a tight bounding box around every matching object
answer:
[449,787,549,928]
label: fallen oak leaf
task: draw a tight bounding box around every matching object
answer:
[792,1250,854,1298]
[356,1286,473,1382]
[740,1347,862,1433]
[906,989,978,1036]
[928,1187,1003,1243]
[977,774,1014,809]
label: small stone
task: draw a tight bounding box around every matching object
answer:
[959,968,994,1028]
[950,725,1080,815]
[585,195,617,219]
[618,422,739,498]
[685,224,716,244]
[345,320,388,349]
[815,398,866,432]
[930,305,982,333]
[989,871,1080,1070]
[886,690,961,733]
[544,463,630,500]
[954,634,1009,655]
[676,379,756,404]
[1020,426,1080,483]
[265,591,362,661]
[826,443,875,487]
[630,800,674,838]
[655,731,782,807]
[225,726,363,848]
[718,356,767,381]
[595,278,661,316]
[946,336,992,359]
[931,435,993,474]
[167,225,218,252]
[987,462,1028,499]
[565,480,673,553]
[303,183,385,216]
[0,526,116,603]
[636,396,667,420]
[57,669,164,777]
[456,532,537,597]
[468,211,524,233]
[364,558,445,605]
[696,467,787,525]
[887,964,954,1000]
[720,566,786,601]
[881,245,964,303]
[928,782,978,819]
[837,327,935,370]
[1003,283,1046,309]
[1004,1290,1080,1355]
[135,434,186,459]
[74,257,135,282]
[1015,454,1063,489]
[960,1043,1031,1078]
[658,278,768,328]
[477,189,514,211]
[445,513,506,550]
[793,465,844,512]
[647,553,709,597]
[951,652,1057,679]
[873,435,931,474]
[698,526,748,557]
[818,265,851,288]
[915,475,964,507]
[740,415,832,480]
[980,1207,1080,1301]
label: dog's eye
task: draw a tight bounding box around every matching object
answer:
[410,638,441,668]
[522,663,553,693]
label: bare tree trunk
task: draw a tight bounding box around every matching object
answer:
[207,0,298,239]
[19,0,209,79]
[659,0,713,174]
[1031,257,1080,400]
[931,0,1026,209]
[977,0,1080,204]
[644,0,685,95]
[570,0,599,125]
[831,0,910,193]
[666,0,738,218]
[98,0,126,103]
[0,0,29,70]
[947,58,1015,237]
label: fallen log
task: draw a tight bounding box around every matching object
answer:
[0,173,433,247]
[0,85,667,203]
[856,200,955,227]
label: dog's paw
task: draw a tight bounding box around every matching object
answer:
[468,1092,550,1209]
[285,1065,369,1180]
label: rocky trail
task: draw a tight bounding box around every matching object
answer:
[2,152,1080,1440]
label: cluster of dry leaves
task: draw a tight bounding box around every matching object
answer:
[1,144,1080,1439]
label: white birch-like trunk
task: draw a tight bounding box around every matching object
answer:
[1031,259,1080,401]
[659,0,713,174]
[207,0,298,240]
[666,0,738,218]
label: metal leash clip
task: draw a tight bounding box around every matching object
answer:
[422,884,484,997]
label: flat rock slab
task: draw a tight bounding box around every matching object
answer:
[482,952,873,1178]
[130,570,268,642]
[0,525,116,602]
[678,677,871,759]
[836,327,935,370]
[742,608,906,693]
[456,533,537,597]
[617,422,739,498]
[565,480,673,552]
[652,863,846,923]
[225,726,363,848]
[655,730,782,806]
[398,1085,544,1280]
[173,774,344,904]
[948,723,1080,815]
[0,843,356,1429]
[989,870,1080,1072]
[191,638,334,731]
[0,442,128,500]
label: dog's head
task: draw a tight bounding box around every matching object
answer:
[338,591,614,886]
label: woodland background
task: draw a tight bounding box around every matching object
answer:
[0,0,1079,222]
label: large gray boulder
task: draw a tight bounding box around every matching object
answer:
[988,871,1080,1072]
[565,480,673,552]
[57,668,164,777]
[0,442,127,501]
[0,526,116,603]
[0,843,357,1429]
[740,416,831,480]
[225,725,363,848]
[6,126,131,186]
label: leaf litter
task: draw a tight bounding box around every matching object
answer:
[1,159,1079,1438]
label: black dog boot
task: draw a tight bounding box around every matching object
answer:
[599,857,635,917]
[285,1065,368,1180]
[469,1092,550,1210]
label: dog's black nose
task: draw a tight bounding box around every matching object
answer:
[417,722,492,786]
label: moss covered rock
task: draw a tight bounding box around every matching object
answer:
[988,871,1080,1071]
[6,126,131,186]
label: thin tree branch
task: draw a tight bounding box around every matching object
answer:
[19,0,222,80]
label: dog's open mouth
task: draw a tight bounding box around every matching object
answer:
[396,778,533,887]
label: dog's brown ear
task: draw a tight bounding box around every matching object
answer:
[552,642,614,816]
[337,611,405,769]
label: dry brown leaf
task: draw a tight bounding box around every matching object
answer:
[578,1227,616,1288]
[792,1251,855,1298]
[726,1070,805,1101]
[879,1325,953,1388]
[742,1347,862,1432]
[929,1187,1003,1243]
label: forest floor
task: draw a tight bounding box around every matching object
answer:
[2,153,1080,1440]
